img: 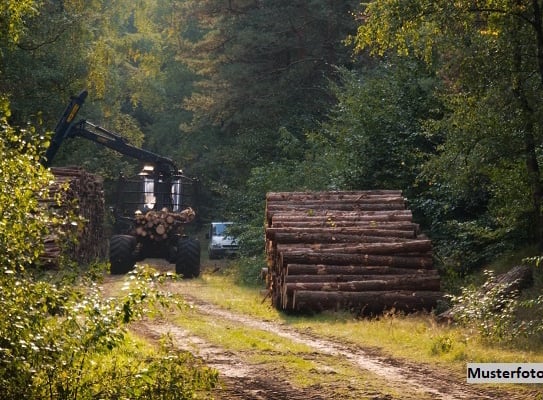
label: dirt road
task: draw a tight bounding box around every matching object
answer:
[114,262,535,399]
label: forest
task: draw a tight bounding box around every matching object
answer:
[2,0,543,398]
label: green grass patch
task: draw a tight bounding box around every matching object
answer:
[171,266,543,371]
[168,303,429,399]
[108,257,543,398]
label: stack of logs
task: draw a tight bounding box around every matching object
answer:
[40,167,107,267]
[132,207,196,241]
[265,190,443,314]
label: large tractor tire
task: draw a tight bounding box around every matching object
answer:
[109,234,137,274]
[175,237,201,278]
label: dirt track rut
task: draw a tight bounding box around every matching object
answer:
[132,292,530,400]
[106,261,536,400]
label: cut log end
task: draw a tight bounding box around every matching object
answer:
[265,190,442,315]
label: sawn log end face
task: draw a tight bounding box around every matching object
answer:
[265,190,442,315]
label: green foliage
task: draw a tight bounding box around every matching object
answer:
[0,114,217,399]
[85,336,218,399]
[6,0,543,293]
[430,335,454,356]
[352,0,543,268]
[0,0,39,45]
[312,62,439,191]
[0,265,218,399]
[0,109,52,270]
[179,0,360,135]
[449,270,543,342]
[176,0,363,218]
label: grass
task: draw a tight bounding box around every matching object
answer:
[167,292,431,399]
[164,265,543,398]
[111,250,543,397]
[170,262,543,370]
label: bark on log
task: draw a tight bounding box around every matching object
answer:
[270,210,413,220]
[285,273,439,285]
[266,203,406,218]
[40,166,107,267]
[267,197,407,207]
[266,227,418,241]
[280,252,433,269]
[270,232,416,244]
[285,275,441,292]
[286,264,438,276]
[277,240,432,255]
[292,290,444,314]
[265,190,441,314]
[133,207,195,242]
[266,190,403,201]
[268,211,414,227]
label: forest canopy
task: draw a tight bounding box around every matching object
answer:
[1,0,542,275]
[5,1,543,397]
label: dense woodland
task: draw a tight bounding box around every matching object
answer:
[3,1,543,275]
[3,0,543,397]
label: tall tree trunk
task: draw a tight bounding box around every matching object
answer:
[515,1,543,248]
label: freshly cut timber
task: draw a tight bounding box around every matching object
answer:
[41,90,201,277]
[264,190,442,314]
[40,166,107,267]
[132,207,195,242]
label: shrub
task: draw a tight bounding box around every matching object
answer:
[449,270,543,342]
[0,110,219,399]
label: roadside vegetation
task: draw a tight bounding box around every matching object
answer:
[166,258,543,368]
[0,125,218,398]
[3,0,543,397]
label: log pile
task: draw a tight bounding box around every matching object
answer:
[132,207,196,241]
[265,191,443,314]
[40,167,107,267]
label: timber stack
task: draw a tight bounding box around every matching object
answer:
[265,190,443,314]
[132,207,195,242]
[40,167,107,267]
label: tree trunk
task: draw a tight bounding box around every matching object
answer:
[438,265,533,321]
[292,290,443,314]
[266,226,418,241]
[285,275,441,292]
[514,4,543,249]
[286,264,438,276]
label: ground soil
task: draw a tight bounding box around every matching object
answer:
[104,260,539,400]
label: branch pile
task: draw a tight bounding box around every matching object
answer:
[40,167,107,267]
[265,191,443,314]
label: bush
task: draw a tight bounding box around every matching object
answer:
[0,265,219,399]
[0,111,219,399]
[449,270,543,342]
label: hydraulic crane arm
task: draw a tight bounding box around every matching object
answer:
[42,90,179,176]
[43,90,88,166]
[66,119,179,175]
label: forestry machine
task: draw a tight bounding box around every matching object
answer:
[42,90,201,277]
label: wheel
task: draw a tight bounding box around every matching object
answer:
[109,235,136,274]
[175,237,201,278]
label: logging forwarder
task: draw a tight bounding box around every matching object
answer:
[42,90,201,277]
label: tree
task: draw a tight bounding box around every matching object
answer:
[312,61,439,192]
[0,0,39,46]
[352,1,543,255]
[175,0,362,204]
